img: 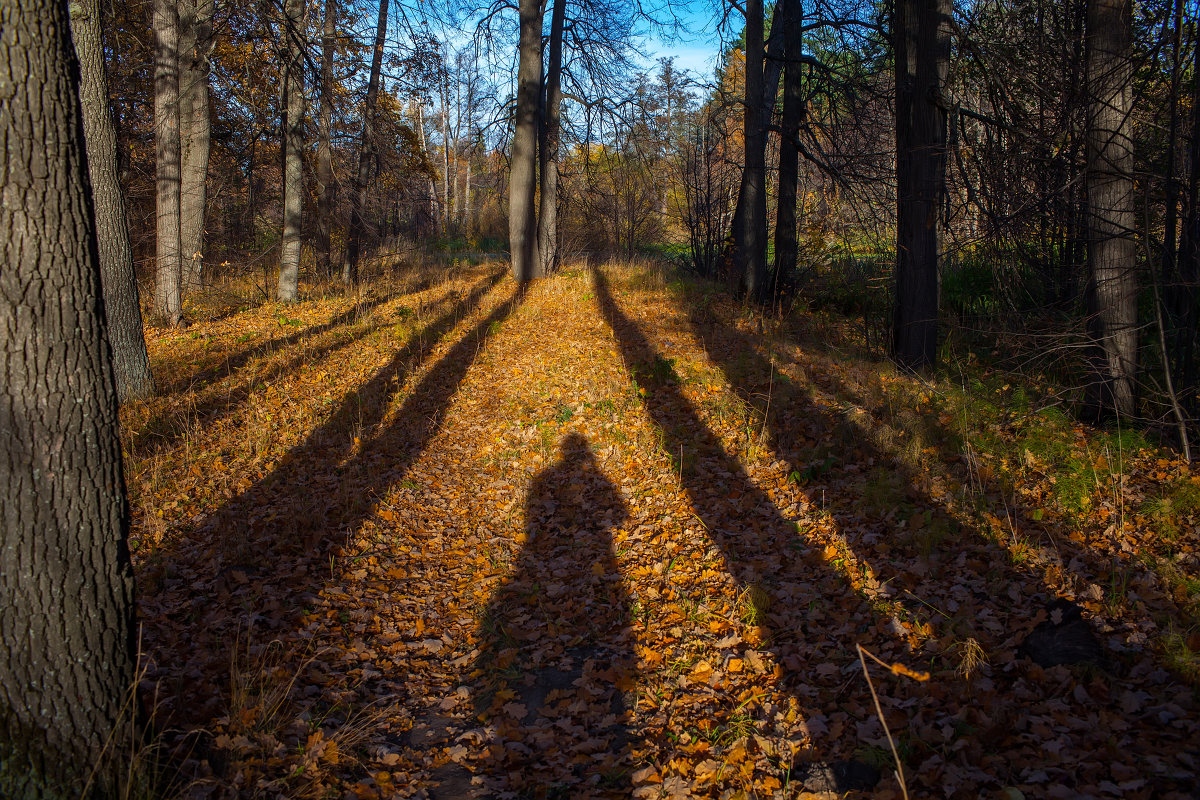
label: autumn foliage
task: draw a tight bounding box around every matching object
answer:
[124,262,1199,798]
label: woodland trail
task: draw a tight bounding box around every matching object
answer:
[127,263,1200,799]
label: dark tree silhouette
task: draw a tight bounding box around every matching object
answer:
[1,0,137,791]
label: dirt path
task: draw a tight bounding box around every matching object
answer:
[131,264,1199,799]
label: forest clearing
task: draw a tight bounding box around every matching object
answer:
[6,0,1200,794]
[116,261,1200,799]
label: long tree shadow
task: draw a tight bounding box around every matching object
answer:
[672,281,1200,794]
[591,269,907,793]
[132,286,470,457]
[159,283,409,396]
[142,271,524,728]
[426,433,634,798]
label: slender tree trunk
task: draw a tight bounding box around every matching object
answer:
[153,0,183,325]
[773,0,805,289]
[343,0,389,287]
[1085,0,1137,416]
[277,0,307,302]
[740,0,768,301]
[728,8,790,278]
[463,150,473,233]
[69,0,155,401]
[892,0,951,370]
[415,102,439,232]
[316,0,337,278]
[439,69,452,234]
[1174,15,1200,410]
[1,0,138,793]
[178,0,213,293]
[537,0,566,276]
[1162,0,1183,295]
[509,0,542,282]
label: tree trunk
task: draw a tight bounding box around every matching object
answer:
[178,0,213,293]
[727,7,790,280]
[0,0,138,794]
[316,0,337,278]
[343,0,389,288]
[740,0,767,301]
[892,0,951,370]
[773,0,805,289]
[153,0,183,325]
[276,0,307,302]
[440,69,452,234]
[69,0,155,401]
[415,101,438,234]
[1085,0,1137,416]
[537,0,565,276]
[509,0,542,282]
[1177,17,1200,408]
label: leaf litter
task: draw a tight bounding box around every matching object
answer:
[125,262,1200,799]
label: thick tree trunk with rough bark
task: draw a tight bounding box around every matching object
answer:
[153,0,183,324]
[178,0,213,292]
[537,0,565,276]
[1085,0,1137,417]
[344,0,389,288]
[509,0,542,282]
[0,0,138,794]
[892,0,951,370]
[69,0,155,401]
[740,0,767,301]
[276,0,307,302]
[317,0,336,278]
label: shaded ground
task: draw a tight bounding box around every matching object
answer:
[124,262,1200,799]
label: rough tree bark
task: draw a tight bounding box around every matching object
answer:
[1,0,138,794]
[69,0,155,401]
[892,0,951,370]
[153,0,183,324]
[1085,0,1137,416]
[276,0,307,302]
[343,0,389,288]
[509,0,543,282]
[536,0,566,276]
[739,0,768,301]
[316,0,337,278]
[178,0,214,292]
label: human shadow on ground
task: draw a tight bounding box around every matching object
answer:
[425,433,634,798]
[141,271,521,727]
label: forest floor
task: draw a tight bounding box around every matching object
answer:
[124,260,1200,800]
